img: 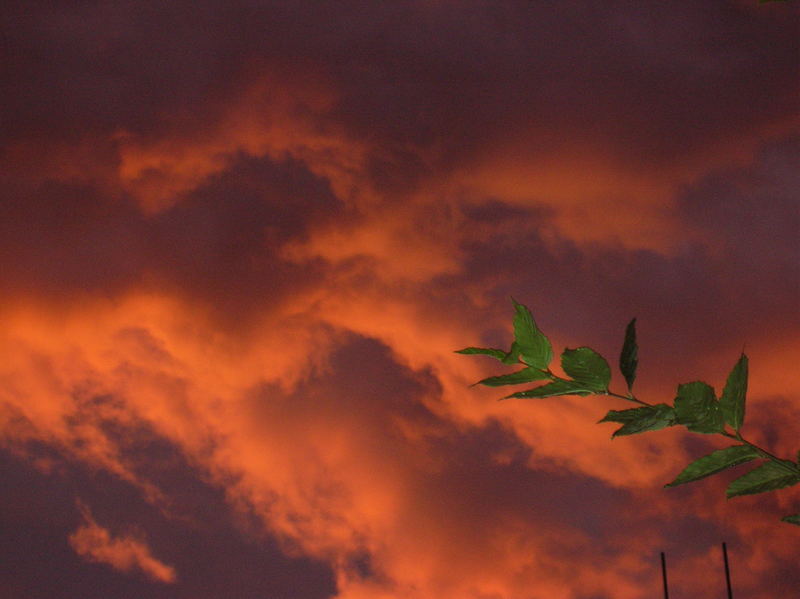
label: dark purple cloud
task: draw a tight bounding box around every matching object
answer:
[3,1,797,169]
[0,153,342,322]
[0,2,797,598]
[0,447,335,598]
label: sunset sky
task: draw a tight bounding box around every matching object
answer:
[1,2,799,598]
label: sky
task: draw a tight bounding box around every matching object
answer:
[0,1,798,598]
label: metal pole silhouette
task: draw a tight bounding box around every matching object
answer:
[722,542,733,599]
[660,543,733,597]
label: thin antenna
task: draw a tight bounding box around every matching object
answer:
[722,542,734,599]
[661,552,670,599]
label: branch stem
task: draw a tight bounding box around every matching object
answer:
[722,431,800,476]
[605,390,652,407]
[604,389,799,477]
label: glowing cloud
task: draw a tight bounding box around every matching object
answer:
[1,2,798,598]
[69,503,177,584]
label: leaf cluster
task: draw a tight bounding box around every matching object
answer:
[457,300,800,526]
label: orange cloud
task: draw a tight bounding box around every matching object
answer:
[115,72,364,215]
[1,276,796,598]
[69,503,177,584]
[1,7,797,594]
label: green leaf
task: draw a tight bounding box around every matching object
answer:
[726,461,800,498]
[501,342,521,365]
[674,381,725,434]
[474,367,552,387]
[456,343,521,365]
[512,299,553,369]
[665,445,760,487]
[598,404,676,437]
[781,514,800,526]
[619,318,638,392]
[503,379,594,399]
[561,347,611,392]
[455,347,508,360]
[720,354,748,431]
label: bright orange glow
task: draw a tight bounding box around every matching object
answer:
[1,3,798,597]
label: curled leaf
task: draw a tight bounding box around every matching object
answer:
[512,299,553,369]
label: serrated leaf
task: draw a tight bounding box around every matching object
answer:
[726,461,800,498]
[598,404,676,437]
[474,367,551,387]
[455,347,508,360]
[619,318,638,392]
[781,514,800,526]
[561,347,611,392]
[503,379,593,400]
[674,381,724,434]
[720,354,748,431]
[665,445,760,487]
[512,299,553,369]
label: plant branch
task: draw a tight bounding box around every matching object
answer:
[459,300,799,524]
[604,387,797,475]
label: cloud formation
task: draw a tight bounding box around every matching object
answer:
[0,1,798,598]
[69,504,177,584]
